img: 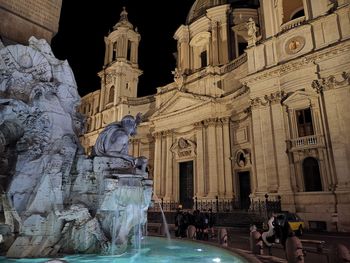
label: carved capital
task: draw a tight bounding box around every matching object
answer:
[163,130,173,137]
[250,97,268,108]
[204,118,217,126]
[194,121,204,129]
[312,72,350,93]
[220,117,230,124]
[153,132,162,139]
[264,91,285,104]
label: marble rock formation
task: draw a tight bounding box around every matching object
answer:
[0,37,152,258]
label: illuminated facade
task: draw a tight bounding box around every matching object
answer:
[80,0,350,231]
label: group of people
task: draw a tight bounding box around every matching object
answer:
[174,207,216,240]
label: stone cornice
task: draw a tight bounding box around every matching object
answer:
[242,40,350,85]
[251,91,285,108]
[312,71,350,93]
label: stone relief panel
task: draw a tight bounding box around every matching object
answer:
[285,36,306,55]
[170,137,197,160]
[233,126,249,145]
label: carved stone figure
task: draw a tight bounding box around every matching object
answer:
[92,113,147,172]
[56,204,109,254]
[0,38,152,258]
[246,18,257,47]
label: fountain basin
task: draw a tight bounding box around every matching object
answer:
[0,236,249,262]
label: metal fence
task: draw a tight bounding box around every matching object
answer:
[149,194,282,217]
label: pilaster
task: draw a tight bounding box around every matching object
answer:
[221,117,234,197]
[194,121,206,197]
[164,130,174,200]
[204,118,218,197]
[153,132,162,197]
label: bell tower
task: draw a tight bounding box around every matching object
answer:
[99,7,142,111]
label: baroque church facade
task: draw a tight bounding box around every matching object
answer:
[79,0,350,232]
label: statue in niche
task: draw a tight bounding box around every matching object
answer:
[92,113,147,172]
[246,18,257,47]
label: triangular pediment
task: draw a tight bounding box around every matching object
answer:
[282,90,318,107]
[152,91,211,118]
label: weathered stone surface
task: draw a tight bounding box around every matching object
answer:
[0,0,62,44]
[0,38,152,257]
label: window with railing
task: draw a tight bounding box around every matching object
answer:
[296,108,314,137]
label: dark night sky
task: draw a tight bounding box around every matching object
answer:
[51,1,195,98]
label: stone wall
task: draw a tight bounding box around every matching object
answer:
[0,0,62,44]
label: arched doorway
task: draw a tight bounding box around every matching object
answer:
[303,157,322,192]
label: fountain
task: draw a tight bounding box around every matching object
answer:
[0,37,152,257]
[0,38,250,262]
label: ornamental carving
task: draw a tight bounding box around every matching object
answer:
[264,91,285,104]
[285,36,305,55]
[171,137,196,159]
[105,73,114,85]
[235,149,251,168]
[251,91,286,108]
[312,71,350,93]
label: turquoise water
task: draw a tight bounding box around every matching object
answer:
[0,236,247,262]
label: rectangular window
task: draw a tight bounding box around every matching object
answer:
[200,50,207,68]
[296,108,314,137]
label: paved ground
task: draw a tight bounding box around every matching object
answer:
[217,228,349,263]
[158,226,350,263]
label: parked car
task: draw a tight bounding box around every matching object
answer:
[276,212,305,236]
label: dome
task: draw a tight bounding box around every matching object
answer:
[186,0,228,24]
[186,0,260,24]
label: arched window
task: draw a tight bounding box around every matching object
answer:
[303,157,322,192]
[291,9,305,20]
[108,86,115,103]
[282,0,304,23]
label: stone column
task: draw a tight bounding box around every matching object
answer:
[104,37,109,65]
[251,100,268,194]
[216,120,225,196]
[179,28,190,72]
[195,122,206,197]
[131,41,139,65]
[222,117,234,197]
[130,41,136,63]
[269,93,292,193]
[211,20,219,66]
[153,132,162,197]
[164,131,174,200]
[132,139,140,157]
[121,36,127,58]
[108,41,113,63]
[205,118,218,198]
[161,132,167,197]
[260,0,280,38]
[322,86,350,191]
[219,19,229,64]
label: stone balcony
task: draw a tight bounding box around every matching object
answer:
[288,134,325,152]
[280,16,307,33]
